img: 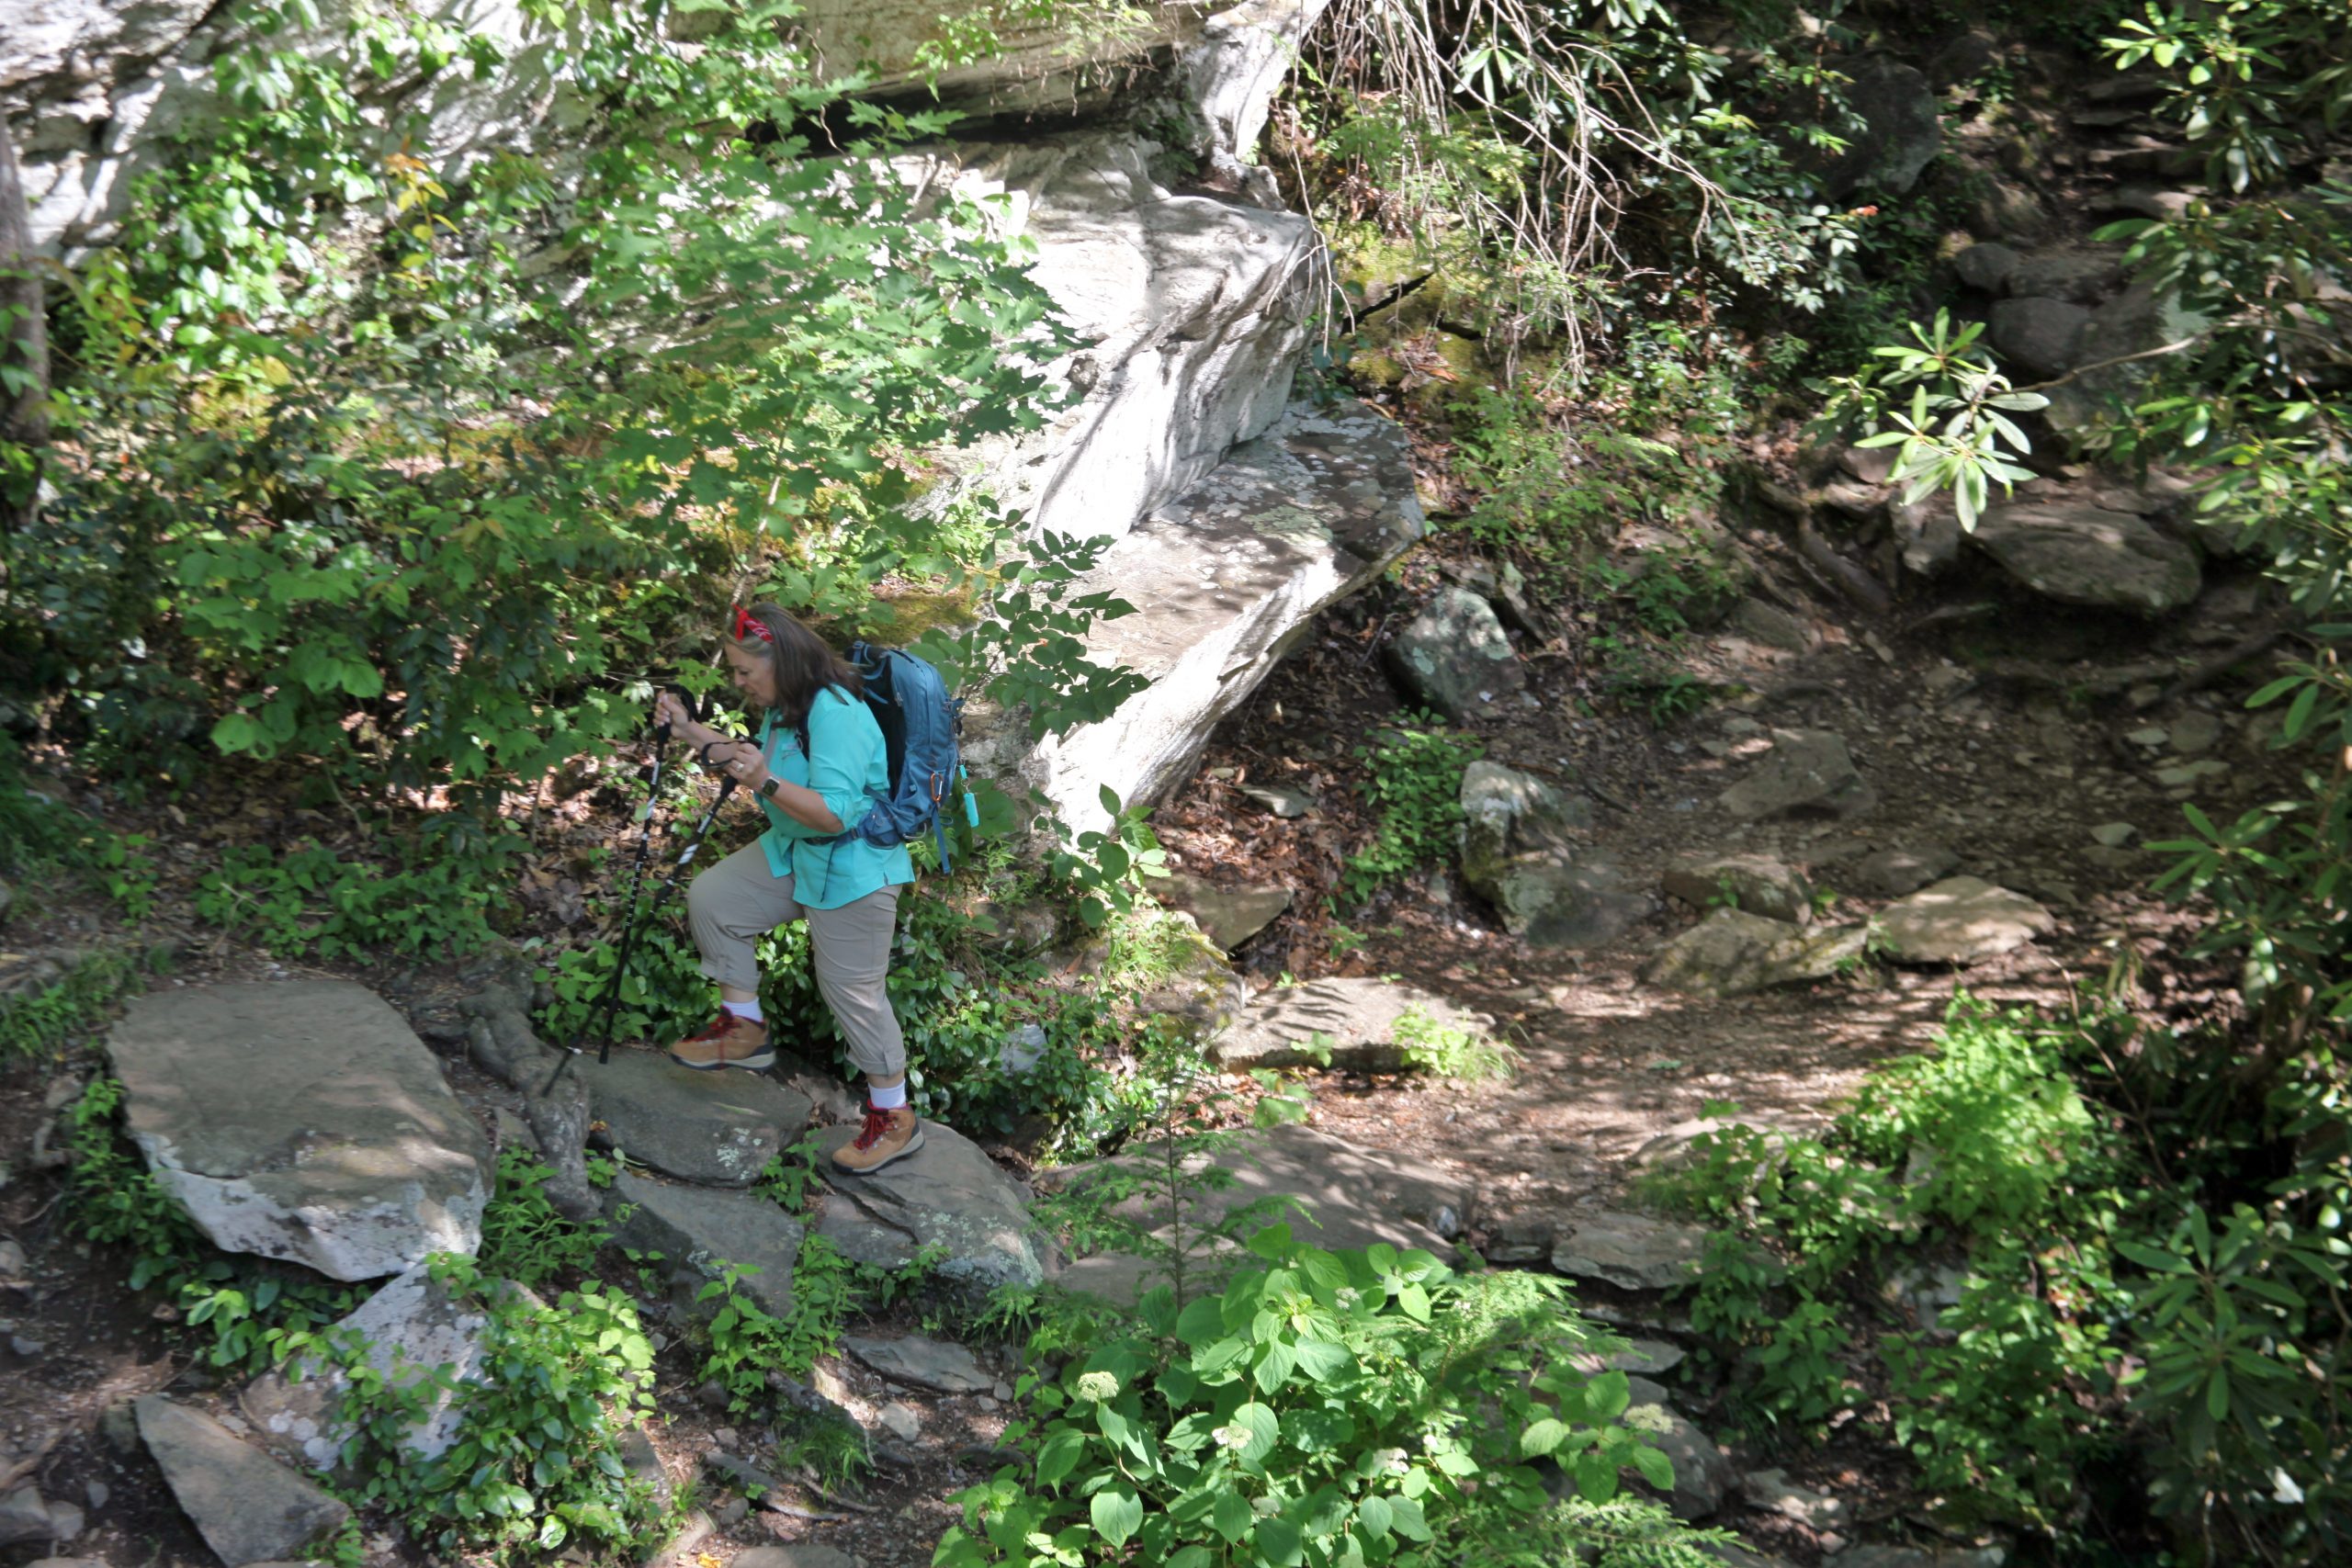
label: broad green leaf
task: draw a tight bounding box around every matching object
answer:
[1091,1487,1143,1548]
[1035,1427,1087,1485]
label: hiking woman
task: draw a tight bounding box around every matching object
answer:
[651,603,922,1175]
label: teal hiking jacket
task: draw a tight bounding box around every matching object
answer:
[752,686,913,907]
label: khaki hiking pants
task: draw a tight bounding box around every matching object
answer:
[685,842,905,1079]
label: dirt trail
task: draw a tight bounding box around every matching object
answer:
[1155,526,2269,1235]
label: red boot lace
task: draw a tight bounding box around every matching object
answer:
[685,1013,734,1043]
[852,1103,897,1151]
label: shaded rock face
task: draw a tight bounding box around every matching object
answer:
[1479,853,1655,950]
[1661,853,1812,925]
[1459,761,1591,887]
[1044,1122,1473,1304]
[9,1,1310,253]
[1971,501,2201,613]
[1988,296,2091,378]
[1624,1375,1736,1520]
[1874,876,2053,963]
[605,1172,807,1323]
[1006,397,1426,829]
[105,982,489,1282]
[1207,975,1495,1072]
[1814,58,1942,199]
[1385,584,1522,721]
[815,1121,1049,1290]
[137,1396,350,1566]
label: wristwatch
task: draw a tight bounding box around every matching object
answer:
[759,776,782,802]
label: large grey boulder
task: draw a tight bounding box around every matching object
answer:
[1005,396,1425,830]
[1643,908,1869,998]
[137,1395,350,1566]
[1814,58,1942,199]
[243,1262,518,1471]
[575,1047,813,1189]
[1046,1123,1473,1304]
[605,1172,807,1322]
[1385,584,1522,721]
[1988,297,2091,378]
[105,982,489,1281]
[814,1121,1050,1291]
[1624,1376,1737,1520]
[1208,976,1495,1072]
[1874,876,2053,964]
[1719,729,1874,821]
[1971,501,2201,613]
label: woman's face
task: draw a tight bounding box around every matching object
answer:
[723,641,779,710]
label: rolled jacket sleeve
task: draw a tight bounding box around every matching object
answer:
[802,690,880,834]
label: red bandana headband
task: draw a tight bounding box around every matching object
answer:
[732,604,775,644]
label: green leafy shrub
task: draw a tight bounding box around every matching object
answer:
[193,836,516,961]
[476,1147,609,1289]
[935,1226,1713,1568]
[1391,1003,1516,1079]
[334,1254,671,1559]
[1342,714,1484,903]
[0,948,154,1061]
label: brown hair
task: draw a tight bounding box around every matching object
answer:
[736,603,861,730]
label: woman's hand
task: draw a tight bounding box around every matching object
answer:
[651,690,692,734]
[711,739,770,793]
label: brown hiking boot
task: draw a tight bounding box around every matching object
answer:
[832,1102,923,1175]
[667,1011,775,1073]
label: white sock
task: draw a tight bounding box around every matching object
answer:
[722,998,763,1022]
[869,1079,908,1111]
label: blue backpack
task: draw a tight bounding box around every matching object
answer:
[800,642,978,874]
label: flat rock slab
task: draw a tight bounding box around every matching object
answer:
[1875,876,2054,964]
[1662,853,1813,925]
[1719,729,1874,822]
[815,1121,1049,1291]
[1157,873,1292,953]
[1644,908,1868,998]
[1552,1212,1711,1292]
[1972,501,2201,614]
[137,1395,350,1566]
[578,1048,813,1189]
[606,1171,806,1322]
[243,1262,514,1471]
[1043,1123,1474,1304]
[1208,976,1496,1072]
[106,982,488,1281]
[843,1333,992,1395]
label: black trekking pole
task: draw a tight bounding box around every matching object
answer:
[542,736,744,1095]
